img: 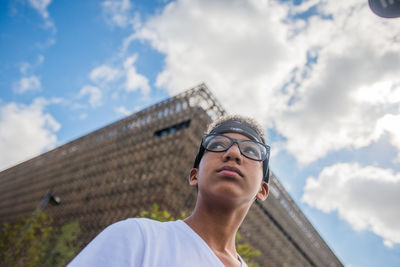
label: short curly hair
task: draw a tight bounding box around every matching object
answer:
[206,115,267,143]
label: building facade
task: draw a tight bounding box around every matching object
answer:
[0,84,343,267]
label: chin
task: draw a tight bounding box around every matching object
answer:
[207,185,251,205]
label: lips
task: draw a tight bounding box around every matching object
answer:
[217,166,243,177]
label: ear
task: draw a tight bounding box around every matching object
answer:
[256,181,269,201]
[188,168,199,187]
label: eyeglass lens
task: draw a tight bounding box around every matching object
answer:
[203,135,267,161]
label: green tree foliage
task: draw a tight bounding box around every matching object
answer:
[139,203,261,267]
[0,212,81,267]
[139,203,187,221]
[42,220,81,267]
[236,232,261,267]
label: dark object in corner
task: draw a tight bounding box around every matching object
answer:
[369,0,400,18]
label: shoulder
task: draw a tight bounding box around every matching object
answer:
[112,217,175,230]
[94,218,143,239]
[101,217,168,232]
[129,218,184,236]
[68,218,173,266]
[103,218,185,240]
[67,218,145,266]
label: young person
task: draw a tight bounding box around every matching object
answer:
[68,115,270,267]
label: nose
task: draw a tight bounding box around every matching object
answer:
[222,142,243,164]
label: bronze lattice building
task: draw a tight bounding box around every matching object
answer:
[0,84,343,267]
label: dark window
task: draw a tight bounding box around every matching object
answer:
[154,120,191,138]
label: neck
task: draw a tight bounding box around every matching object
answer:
[184,194,251,253]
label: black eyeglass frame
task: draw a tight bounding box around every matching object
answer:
[201,134,270,162]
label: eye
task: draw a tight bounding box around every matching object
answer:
[242,143,260,158]
[204,135,231,151]
[244,147,259,156]
[207,140,227,150]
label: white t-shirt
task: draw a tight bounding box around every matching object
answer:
[67,218,248,267]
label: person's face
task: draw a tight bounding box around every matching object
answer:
[189,132,268,206]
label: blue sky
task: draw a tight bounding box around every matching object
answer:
[1,1,400,266]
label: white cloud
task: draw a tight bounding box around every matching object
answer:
[37,54,45,65]
[376,114,400,161]
[131,0,400,164]
[36,38,56,49]
[90,65,121,85]
[302,163,400,248]
[133,0,300,118]
[28,0,51,19]
[27,0,55,31]
[101,0,137,28]
[352,81,400,105]
[19,55,45,75]
[79,113,88,120]
[13,75,41,94]
[123,54,150,95]
[115,106,131,116]
[272,0,400,164]
[0,98,60,171]
[20,62,31,75]
[79,85,103,108]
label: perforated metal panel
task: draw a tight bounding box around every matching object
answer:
[0,84,342,267]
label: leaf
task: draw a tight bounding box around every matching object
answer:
[0,212,81,267]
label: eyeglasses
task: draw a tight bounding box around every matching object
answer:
[201,134,270,162]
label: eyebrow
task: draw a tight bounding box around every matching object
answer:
[220,134,252,141]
